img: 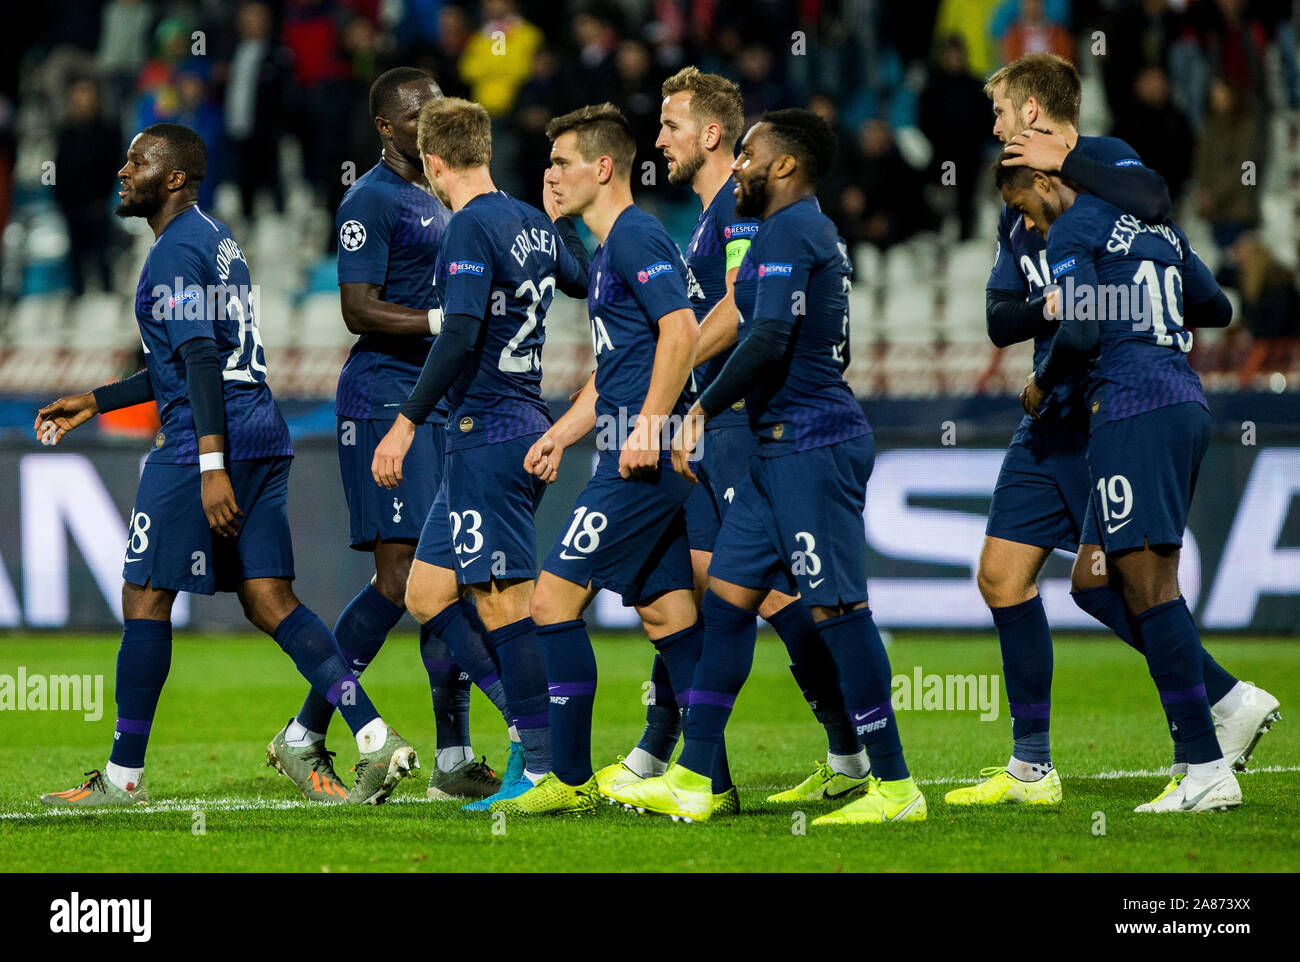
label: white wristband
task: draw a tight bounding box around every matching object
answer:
[428,307,443,335]
[199,452,225,473]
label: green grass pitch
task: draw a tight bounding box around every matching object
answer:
[2,632,1296,873]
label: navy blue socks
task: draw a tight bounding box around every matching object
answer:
[766,600,858,756]
[426,601,511,723]
[536,619,597,786]
[420,624,472,750]
[274,604,378,735]
[296,583,400,733]
[1138,599,1220,764]
[487,617,552,775]
[679,593,755,789]
[816,607,909,781]
[991,596,1053,765]
[108,619,172,768]
[635,654,682,762]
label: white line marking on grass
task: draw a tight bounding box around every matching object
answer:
[0,795,429,820]
[5,767,1297,819]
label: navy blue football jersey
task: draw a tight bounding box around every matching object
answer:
[436,190,586,450]
[335,162,451,422]
[731,196,868,456]
[133,205,291,463]
[1044,193,1211,430]
[685,174,759,430]
[987,136,1152,435]
[586,205,694,444]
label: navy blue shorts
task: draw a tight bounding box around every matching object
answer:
[337,416,444,550]
[541,453,694,607]
[985,427,1091,551]
[1087,402,1209,554]
[414,434,547,585]
[710,435,872,607]
[684,424,757,552]
[124,456,295,594]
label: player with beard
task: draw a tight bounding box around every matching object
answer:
[609,110,926,825]
[37,124,418,807]
[594,67,868,807]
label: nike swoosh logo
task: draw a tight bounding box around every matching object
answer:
[808,577,825,588]
[824,782,866,800]
[1106,519,1132,534]
[1179,779,1228,811]
[458,555,480,568]
[124,558,143,563]
[559,551,585,561]
[421,216,435,227]
[853,708,881,722]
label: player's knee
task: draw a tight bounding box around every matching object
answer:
[529,587,567,627]
[976,563,1014,608]
[121,582,172,622]
[239,579,299,635]
[372,574,407,610]
[757,591,797,621]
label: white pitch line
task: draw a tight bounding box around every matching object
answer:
[4,766,1297,820]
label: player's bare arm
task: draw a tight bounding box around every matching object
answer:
[198,433,242,538]
[694,268,742,367]
[670,400,707,484]
[622,307,699,479]
[339,282,442,337]
[525,372,597,483]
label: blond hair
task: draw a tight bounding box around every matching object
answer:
[417,97,492,170]
[984,54,1081,126]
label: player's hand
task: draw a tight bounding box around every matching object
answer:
[1043,284,1062,320]
[201,470,243,537]
[34,392,97,446]
[525,433,563,483]
[372,415,416,489]
[1021,373,1047,419]
[1002,128,1070,173]
[542,177,562,221]
[671,405,706,484]
[619,414,661,480]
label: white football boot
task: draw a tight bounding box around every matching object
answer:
[1135,768,1242,813]
[1212,682,1281,771]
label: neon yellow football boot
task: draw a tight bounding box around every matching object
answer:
[811,776,926,825]
[488,772,601,817]
[605,763,715,823]
[943,766,1062,805]
[712,785,740,816]
[767,761,872,803]
[594,756,647,800]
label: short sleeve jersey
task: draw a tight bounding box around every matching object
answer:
[1045,193,1209,431]
[133,206,291,463]
[684,174,759,430]
[434,190,586,450]
[586,205,695,455]
[731,196,868,456]
[334,161,451,423]
[987,135,1151,439]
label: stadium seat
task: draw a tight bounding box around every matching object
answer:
[67,292,138,349]
[297,291,353,349]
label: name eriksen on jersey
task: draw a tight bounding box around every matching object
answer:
[510,226,558,268]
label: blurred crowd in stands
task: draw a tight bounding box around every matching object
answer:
[1,0,1298,394]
